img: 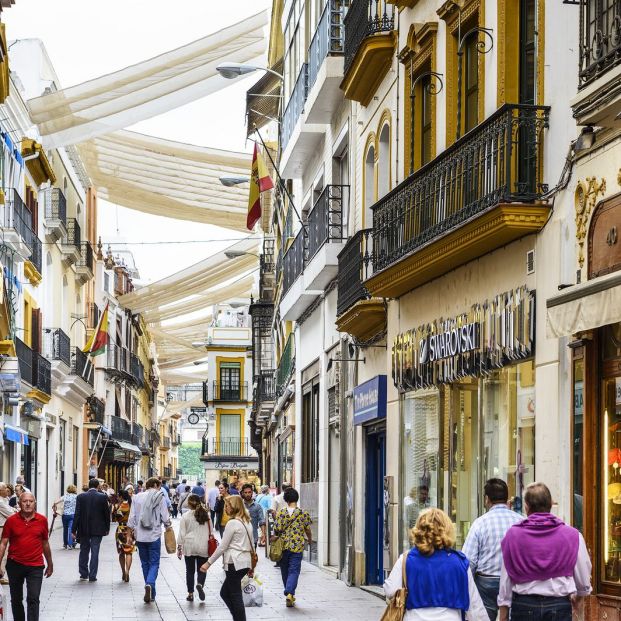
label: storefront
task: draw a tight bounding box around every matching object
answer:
[395,286,536,551]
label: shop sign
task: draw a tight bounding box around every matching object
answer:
[393,286,535,391]
[213,460,258,469]
[353,375,387,425]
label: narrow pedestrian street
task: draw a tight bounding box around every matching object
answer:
[34,521,385,620]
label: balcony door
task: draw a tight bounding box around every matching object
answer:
[220,362,241,400]
[219,413,241,455]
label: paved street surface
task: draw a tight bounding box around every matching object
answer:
[30,520,385,620]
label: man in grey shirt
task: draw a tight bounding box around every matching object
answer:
[128,477,171,603]
[241,483,265,545]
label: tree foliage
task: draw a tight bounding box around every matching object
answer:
[178,442,203,478]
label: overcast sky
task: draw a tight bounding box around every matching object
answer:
[3,0,271,283]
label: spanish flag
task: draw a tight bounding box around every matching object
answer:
[83,302,109,357]
[247,144,274,230]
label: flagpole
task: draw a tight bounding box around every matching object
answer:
[253,127,305,228]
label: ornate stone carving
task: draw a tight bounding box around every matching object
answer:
[575,177,606,268]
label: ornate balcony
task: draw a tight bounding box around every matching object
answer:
[212,381,249,402]
[71,346,94,387]
[61,218,81,266]
[336,229,386,341]
[573,0,621,126]
[341,0,396,105]
[43,187,67,243]
[2,189,37,264]
[110,415,132,443]
[276,334,295,397]
[75,242,94,285]
[202,437,252,457]
[43,328,71,368]
[366,104,551,299]
[16,337,51,404]
[86,395,106,426]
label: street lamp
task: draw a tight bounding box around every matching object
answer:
[219,175,250,187]
[224,250,259,260]
[216,62,284,80]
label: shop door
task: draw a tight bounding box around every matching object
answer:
[365,428,386,585]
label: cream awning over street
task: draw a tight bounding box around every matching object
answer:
[28,10,268,149]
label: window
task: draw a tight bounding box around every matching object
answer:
[464,34,479,133]
[302,378,320,483]
[364,144,375,227]
[519,0,536,105]
[378,124,390,199]
[220,362,241,400]
[219,413,242,454]
[420,74,433,166]
[572,347,584,532]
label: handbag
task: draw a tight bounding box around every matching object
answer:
[238,519,258,571]
[208,514,219,557]
[380,552,408,621]
[164,527,177,554]
[269,535,284,562]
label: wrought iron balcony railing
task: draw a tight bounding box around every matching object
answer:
[161,436,171,449]
[43,328,71,368]
[163,466,172,478]
[134,423,145,447]
[202,437,252,457]
[337,228,374,317]
[372,104,550,274]
[110,415,132,442]
[344,0,394,74]
[44,187,67,224]
[27,231,42,275]
[87,396,106,425]
[15,338,51,396]
[64,218,81,248]
[282,229,307,296]
[71,346,94,387]
[2,189,42,272]
[76,242,94,272]
[276,333,295,397]
[257,369,276,402]
[307,185,348,261]
[106,344,130,375]
[309,0,349,91]
[130,353,145,387]
[282,63,308,152]
[212,381,249,402]
[579,0,621,86]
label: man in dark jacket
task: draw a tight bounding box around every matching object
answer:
[72,478,110,582]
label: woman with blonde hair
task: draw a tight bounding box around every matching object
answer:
[201,495,255,621]
[384,508,488,621]
[53,484,78,549]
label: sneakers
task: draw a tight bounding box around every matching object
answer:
[196,584,206,601]
[186,593,194,602]
[286,594,295,607]
[144,584,152,603]
[79,576,88,582]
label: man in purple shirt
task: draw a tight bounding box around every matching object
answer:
[498,482,591,621]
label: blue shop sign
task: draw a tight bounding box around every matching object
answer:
[353,375,387,425]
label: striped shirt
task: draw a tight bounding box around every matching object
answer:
[461,504,524,577]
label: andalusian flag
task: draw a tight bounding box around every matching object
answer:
[247,143,273,230]
[83,302,109,356]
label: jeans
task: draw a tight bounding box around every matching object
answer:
[184,555,207,592]
[137,539,161,599]
[6,559,44,621]
[220,566,247,621]
[474,574,500,621]
[280,550,303,596]
[78,534,102,580]
[511,594,572,621]
[61,514,75,548]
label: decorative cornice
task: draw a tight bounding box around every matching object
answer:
[23,261,42,287]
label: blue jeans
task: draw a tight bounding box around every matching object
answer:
[78,535,102,580]
[280,550,303,596]
[61,515,74,548]
[137,539,161,599]
[511,594,572,621]
[474,575,500,621]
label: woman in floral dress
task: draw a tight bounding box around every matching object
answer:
[114,489,135,582]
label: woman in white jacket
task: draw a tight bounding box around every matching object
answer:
[177,494,213,602]
[201,495,254,621]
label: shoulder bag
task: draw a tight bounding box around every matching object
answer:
[237,519,258,571]
[207,513,218,557]
[380,552,408,621]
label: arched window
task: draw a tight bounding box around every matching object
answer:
[378,124,390,199]
[364,145,376,228]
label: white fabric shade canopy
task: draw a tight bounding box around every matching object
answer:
[28,10,269,149]
[78,131,252,227]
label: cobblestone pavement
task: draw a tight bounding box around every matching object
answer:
[26,520,385,620]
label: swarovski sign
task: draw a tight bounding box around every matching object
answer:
[393,287,535,391]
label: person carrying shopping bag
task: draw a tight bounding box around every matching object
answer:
[177,495,214,602]
[272,487,312,608]
[200,495,254,621]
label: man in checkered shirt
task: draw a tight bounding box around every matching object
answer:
[462,479,524,621]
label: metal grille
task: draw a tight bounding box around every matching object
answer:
[307,185,348,261]
[282,229,307,295]
[77,242,94,271]
[44,187,67,223]
[336,228,373,317]
[65,218,81,247]
[281,63,308,152]
[276,333,295,396]
[372,104,550,273]
[71,347,94,387]
[43,328,71,367]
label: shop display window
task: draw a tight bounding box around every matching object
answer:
[572,351,584,532]
[401,390,441,552]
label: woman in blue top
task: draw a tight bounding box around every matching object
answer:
[384,508,488,621]
[53,484,78,549]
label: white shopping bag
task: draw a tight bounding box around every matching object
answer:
[241,573,264,607]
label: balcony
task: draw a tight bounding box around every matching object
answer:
[110,415,132,443]
[202,437,252,457]
[280,63,323,178]
[75,242,94,285]
[163,466,172,478]
[130,353,145,388]
[43,328,71,369]
[43,187,67,243]
[1,189,37,264]
[172,433,181,446]
[212,381,249,402]
[572,0,621,126]
[306,0,348,123]
[105,344,131,380]
[61,218,81,266]
[276,334,295,397]
[336,229,386,341]
[160,436,171,451]
[71,346,94,387]
[366,104,551,299]
[341,0,396,106]
[253,369,276,426]
[86,396,106,426]
[16,338,52,403]
[280,229,315,321]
